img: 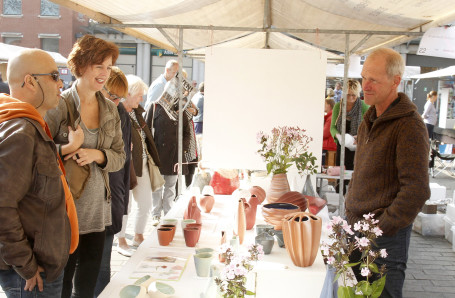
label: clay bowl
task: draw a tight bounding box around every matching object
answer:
[304,195,327,215]
[262,202,300,230]
[249,186,266,204]
[276,191,308,212]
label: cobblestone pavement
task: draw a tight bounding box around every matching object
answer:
[1,171,455,297]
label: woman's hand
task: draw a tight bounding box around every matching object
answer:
[65,148,105,166]
[67,125,84,151]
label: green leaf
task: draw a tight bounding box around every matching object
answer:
[371,275,386,298]
[337,286,356,298]
[369,262,379,274]
[245,290,255,295]
[345,262,360,268]
[357,280,372,296]
[333,271,342,283]
[266,163,272,174]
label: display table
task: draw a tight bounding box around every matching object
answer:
[315,170,353,196]
[99,193,328,297]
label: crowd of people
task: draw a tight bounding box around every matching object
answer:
[0,33,431,298]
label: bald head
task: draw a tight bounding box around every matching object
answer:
[7,49,57,89]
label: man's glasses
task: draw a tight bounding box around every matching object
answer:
[21,71,60,87]
[103,86,123,101]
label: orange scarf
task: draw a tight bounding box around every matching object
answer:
[0,95,79,253]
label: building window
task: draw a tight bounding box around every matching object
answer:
[3,0,22,15]
[41,37,59,52]
[40,0,59,16]
[3,36,21,45]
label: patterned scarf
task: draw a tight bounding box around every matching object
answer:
[336,98,363,136]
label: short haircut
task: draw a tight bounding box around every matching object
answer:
[105,66,128,98]
[326,88,334,97]
[165,59,178,70]
[126,74,148,97]
[67,35,119,78]
[325,98,335,109]
[198,82,204,93]
[368,48,405,79]
[346,79,362,97]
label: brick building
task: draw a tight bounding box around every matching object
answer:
[0,0,88,57]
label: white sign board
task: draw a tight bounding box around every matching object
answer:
[417,27,455,59]
[203,48,326,170]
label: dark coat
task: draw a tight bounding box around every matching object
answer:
[130,105,161,177]
[145,103,191,176]
[106,103,131,235]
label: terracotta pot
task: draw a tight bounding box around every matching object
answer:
[262,202,300,230]
[184,196,202,224]
[249,186,266,204]
[276,191,308,212]
[200,194,215,213]
[233,199,246,244]
[242,196,260,230]
[267,173,290,203]
[304,195,327,215]
[157,228,173,246]
[160,224,176,241]
[184,227,199,247]
[186,223,202,242]
[282,212,322,267]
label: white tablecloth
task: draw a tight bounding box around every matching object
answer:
[99,193,328,298]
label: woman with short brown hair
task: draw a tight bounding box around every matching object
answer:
[45,35,125,298]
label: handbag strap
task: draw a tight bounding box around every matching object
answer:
[151,103,156,135]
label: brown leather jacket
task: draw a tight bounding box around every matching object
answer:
[0,118,70,282]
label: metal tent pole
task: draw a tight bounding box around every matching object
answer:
[177,28,184,197]
[339,33,350,217]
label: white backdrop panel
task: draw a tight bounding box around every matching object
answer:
[203,48,326,170]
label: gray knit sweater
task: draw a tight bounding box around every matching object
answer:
[346,92,430,236]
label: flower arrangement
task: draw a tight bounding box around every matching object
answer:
[321,214,387,298]
[215,243,264,298]
[256,126,317,175]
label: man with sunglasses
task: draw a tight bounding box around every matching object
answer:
[0,49,79,297]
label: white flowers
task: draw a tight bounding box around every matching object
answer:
[380,249,388,258]
[361,267,370,277]
[356,236,370,248]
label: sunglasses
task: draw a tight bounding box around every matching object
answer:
[21,71,60,87]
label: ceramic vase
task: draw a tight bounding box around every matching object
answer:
[282,212,322,267]
[233,199,246,244]
[184,196,202,224]
[249,186,266,204]
[184,227,199,247]
[243,195,260,230]
[276,191,308,212]
[261,202,300,230]
[157,228,173,246]
[267,173,290,203]
[194,253,215,277]
[200,194,215,213]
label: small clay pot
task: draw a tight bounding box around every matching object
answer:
[249,186,266,203]
[184,227,199,247]
[186,223,202,242]
[200,194,215,213]
[304,195,327,215]
[160,224,176,241]
[157,228,173,246]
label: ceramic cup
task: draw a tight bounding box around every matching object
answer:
[195,248,215,255]
[186,223,202,242]
[255,233,274,254]
[184,227,199,247]
[157,228,173,246]
[162,218,178,226]
[160,224,176,241]
[193,253,214,277]
[181,219,197,233]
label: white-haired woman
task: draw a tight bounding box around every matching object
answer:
[116,75,161,255]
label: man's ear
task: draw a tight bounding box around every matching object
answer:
[393,75,402,87]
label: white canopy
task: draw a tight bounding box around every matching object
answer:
[411,65,455,79]
[0,43,68,67]
[52,0,455,56]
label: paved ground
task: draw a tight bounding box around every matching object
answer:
[1,170,455,297]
